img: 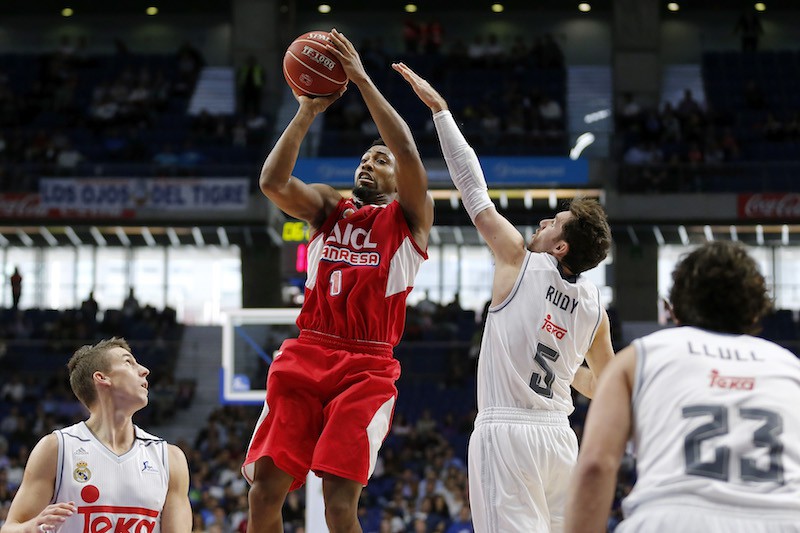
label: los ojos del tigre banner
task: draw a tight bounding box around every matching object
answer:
[39,177,249,212]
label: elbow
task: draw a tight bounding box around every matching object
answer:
[259,170,284,196]
[577,453,619,481]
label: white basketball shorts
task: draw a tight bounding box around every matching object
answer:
[468,407,578,533]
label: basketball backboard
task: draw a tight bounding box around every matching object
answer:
[220,308,300,404]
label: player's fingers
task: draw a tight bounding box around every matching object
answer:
[331,29,355,53]
[50,502,76,512]
[392,64,417,85]
[324,44,345,60]
[49,506,75,517]
[328,29,348,53]
[327,29,344,49]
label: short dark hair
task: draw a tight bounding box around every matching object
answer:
[669,242,772,334]
[369,138,386,148]
[68,337,132,408]
[559,198,611,274]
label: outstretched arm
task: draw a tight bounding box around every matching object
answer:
[259,88,346,229]
[393,62,525,269]
[327,30,433,246]
[2,435,77,533]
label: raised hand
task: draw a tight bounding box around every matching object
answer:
[326,29,369,85]
[392,62,448,113]
[292,84,348,113]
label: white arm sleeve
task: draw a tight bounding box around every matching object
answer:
[432,110,494,223]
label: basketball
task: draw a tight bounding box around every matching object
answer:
[283,30,347,97]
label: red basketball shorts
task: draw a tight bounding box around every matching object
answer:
[242,331,401,491]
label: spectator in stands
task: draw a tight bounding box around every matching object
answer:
[80,291,99,319]
[424,21,444,55]
[153,143,179,169]
[661,103,682,142]
[55,141,83,173]
[483,34,506,67]
[762,112,784,141]
[238,55,264,116]
[677,88,702,118]
[0,376,24,404]
[445,505,474,533]
[720,127,741,160]
[57,35,75,59]
[178,141,206,168]
[9,267,21,309]
[231,119,248,147]
[541,34,565,69]
[467,36,487,67]
[122,287,140,317]
[617,92,642,129]
[734,11,764,51]
[177,42,205,86]
[403,20,422,54]
[538,94,563,128]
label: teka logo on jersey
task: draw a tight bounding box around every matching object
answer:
[541,314,567,340]
[78,505,159,533]
[708,369,755,390]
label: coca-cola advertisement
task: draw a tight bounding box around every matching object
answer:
[737,193,800,220]
[0,193,134,220]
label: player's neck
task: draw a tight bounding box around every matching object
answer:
[85,410,137,455]
[351,186,392,206]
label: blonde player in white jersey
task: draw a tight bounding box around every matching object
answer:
[394,63,616,532]
[1,337,191,533]
[566,241,800,532]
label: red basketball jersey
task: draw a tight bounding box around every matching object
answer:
[297,198,427,346]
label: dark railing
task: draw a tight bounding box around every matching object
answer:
[618,161,799,194]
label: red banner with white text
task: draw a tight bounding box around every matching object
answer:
[737,193,800,220]
[0,193,135,220]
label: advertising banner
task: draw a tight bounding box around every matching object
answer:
[39,178,249,212]
[292,157,589,187]
[737,193,800,220]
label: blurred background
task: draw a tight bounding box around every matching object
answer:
[0,1,799,531]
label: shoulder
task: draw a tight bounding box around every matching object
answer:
[166,444,190,484]
[527,251,557,271]
[34,433,59,454]
[26,433,59,475]
[167,444,188,466]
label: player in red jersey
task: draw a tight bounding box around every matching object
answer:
[242,29,434,533]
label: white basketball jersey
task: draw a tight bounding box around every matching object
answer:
[477,252,603,413]
[53,422,170,533]
[623,326,800,518]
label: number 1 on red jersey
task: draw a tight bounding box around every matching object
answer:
[330,270,342,296]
